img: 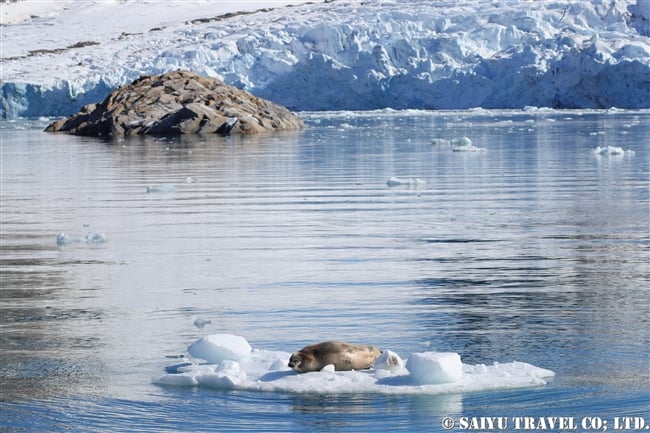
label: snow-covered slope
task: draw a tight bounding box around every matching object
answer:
[1,0,649,118]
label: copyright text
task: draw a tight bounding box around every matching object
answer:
[440,416,649,431]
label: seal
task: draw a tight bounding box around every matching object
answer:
[288,341,382,373]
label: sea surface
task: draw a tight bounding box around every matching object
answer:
[1,110,649,432]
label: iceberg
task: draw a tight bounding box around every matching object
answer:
[2,0,649,118]
[155,334,555,395]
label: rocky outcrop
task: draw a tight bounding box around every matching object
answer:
[45,70,303,136]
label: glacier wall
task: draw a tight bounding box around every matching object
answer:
[1,0,649,118]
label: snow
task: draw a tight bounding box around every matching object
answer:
[56,231,107,246]
[187,334,252,364]
[2,0,649,118]
[374,349,404,373]
[406,352,463,385]
[155,334,555,395]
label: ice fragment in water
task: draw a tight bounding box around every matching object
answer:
[84,232,107,244]
[432,136,486,152]
[57,232,107,246]
[386,177,426,187]
[406,352,463,384]
[193,318,212,329]
[593,146,635,156]
[450,136,473,147]
[431,138,451,146]
[146,183,177,193]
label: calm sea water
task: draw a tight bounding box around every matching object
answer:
[1,110,648,432]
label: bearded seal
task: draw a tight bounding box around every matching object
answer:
[288,341,382,373]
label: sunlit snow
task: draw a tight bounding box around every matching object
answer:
[155,334,555,395]
[2,0,649,118]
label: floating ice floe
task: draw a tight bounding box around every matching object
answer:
[193,318,212,329]
[593,146,635,156]
[432,136,486,152]
[155,334,555,395]
[451,137,486,152]
[146,183,177,193]
[386,177,427,187]
[56,232,107,246]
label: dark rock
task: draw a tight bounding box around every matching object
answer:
[45,70,304,137]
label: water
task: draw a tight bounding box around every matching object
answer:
[1,110,648,432]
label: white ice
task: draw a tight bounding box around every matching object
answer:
[187,334,252,364]
[452,144,487,153]
[155,334,555,395]
[386,177,426,187]
[2,0,648,118]
[56,232,107,246]
[593,146,636,156]
[432,136,487,152]
[406,352,463,385]
[145,184,177,194]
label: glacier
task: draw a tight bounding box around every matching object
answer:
[1,0,649,119]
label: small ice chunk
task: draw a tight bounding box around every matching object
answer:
[386,176,426,187]
[187,334,252,364]
[375,350,404,372]
[84,232,107,244]
[193,318,212,329]
[431,138,451,146]
[593,146,634,156]
[450,136,472,147]
[146,183,177,193]
[185,176,197,183]
[56,232,76,246]
[406,352,463,384]
[57,232,106,246]
[452,145,486,152]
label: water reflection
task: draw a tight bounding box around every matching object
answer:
[0,111,648,431]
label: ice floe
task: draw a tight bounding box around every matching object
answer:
[145,183,177,193]
[432,136,487,152]
[593,146,636,156]
[386,177,426,187]
[155,334,555,395]
[56,232,107,246]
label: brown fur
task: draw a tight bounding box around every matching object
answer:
[288,341,382,373]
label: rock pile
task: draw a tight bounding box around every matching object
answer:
[45,70,304,136]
